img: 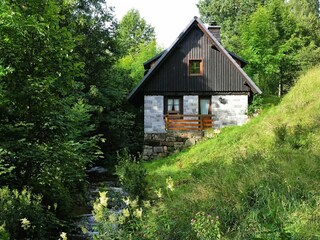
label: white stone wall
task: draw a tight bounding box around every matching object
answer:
[183,96,198,114]
[144,95,165,133]
[212,95,248,129]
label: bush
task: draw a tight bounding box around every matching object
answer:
[0,187,59,239]
[248,95,263,117]
[115,149,147,199]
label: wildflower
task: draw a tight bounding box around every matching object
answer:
[108,213,117,223]
[118,215,126,225]
[54,202,58,211]
[99,191,108,207]
[122,208,130,218]
[143,200,151,208]
[20,218,31,230]
[130,198,138,208]
[81,226,88,234]
[166,176,174,191]
[122,196,131,206]
[134,208,143,219]
[59,232,67,240]
[155,188,162,198]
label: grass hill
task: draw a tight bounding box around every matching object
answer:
[142,66,320,239]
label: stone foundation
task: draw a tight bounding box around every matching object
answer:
[142,131,212,160]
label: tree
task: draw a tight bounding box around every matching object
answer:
[240,0,312,95]
[197,0,270,49]
[0,0,101,220]
[117,9,156,56]
[97,9,161,158]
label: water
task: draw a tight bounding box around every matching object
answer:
[69,166,126,240]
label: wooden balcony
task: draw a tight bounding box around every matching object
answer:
[164,114,213,131]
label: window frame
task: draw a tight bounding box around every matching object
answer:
[188,59,203,76]
[164,96,183,115]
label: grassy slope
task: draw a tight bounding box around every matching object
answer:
[144,66,320,239]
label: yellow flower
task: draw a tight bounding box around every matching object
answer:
[99,191,108,207]
[122,208,130,218]
[108,213,117,223]
[134,208,143,219]
[20,218,31,230]
[166,176,174,191]
[155,188,162,198]
[59,232,67,240]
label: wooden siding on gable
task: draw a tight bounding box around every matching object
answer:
[143,24,250,94]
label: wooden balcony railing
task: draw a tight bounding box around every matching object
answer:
[164,114,213,131]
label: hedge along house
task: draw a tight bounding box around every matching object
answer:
[128,16,261,159]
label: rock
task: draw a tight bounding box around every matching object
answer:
[86,166,108,174]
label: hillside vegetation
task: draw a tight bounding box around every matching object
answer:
[143,66,320,239]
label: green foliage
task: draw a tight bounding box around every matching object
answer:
[0,187,58,239]
[0,224,9,240]
[115,150,147,199]
[240,0,302,94]
[248,95,263,116]
[191,212,221,240]
[117,9,156,56]
[0,0,103,226]
[92,176,177,239]
[197,0,269,49]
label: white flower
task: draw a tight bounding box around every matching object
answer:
[122,208,130,218]
[108,213,117,223]
[99,191,108,207]
[59,232,67,240]
[155,188,162,198]
[166,176,174,191]
[130,198,138,208]
[134,208,143,219]
[20,218,31,230]
[122,196,131,206]
[143,200,151,208]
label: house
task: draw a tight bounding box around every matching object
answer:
[128,16,261,159]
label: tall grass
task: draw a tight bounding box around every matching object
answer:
[143,66,320,239]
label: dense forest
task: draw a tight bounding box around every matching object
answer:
[0,0,320,239]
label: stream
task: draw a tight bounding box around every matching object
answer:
[69,166,126,240]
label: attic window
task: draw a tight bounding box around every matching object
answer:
[189,59,203,76]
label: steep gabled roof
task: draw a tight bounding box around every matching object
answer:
[128,16,261,105]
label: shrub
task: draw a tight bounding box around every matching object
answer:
[115,149,147,199]
[0,187,58,239]
[248,95,263,117]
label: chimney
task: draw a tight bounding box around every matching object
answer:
[208,21,221,43]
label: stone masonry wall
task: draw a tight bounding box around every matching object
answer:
[212,95,248,128]
[183,95,198,114]
[144,95,165,133]
[142,132,205,160]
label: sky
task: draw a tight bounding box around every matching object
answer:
[106,0,200,48]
